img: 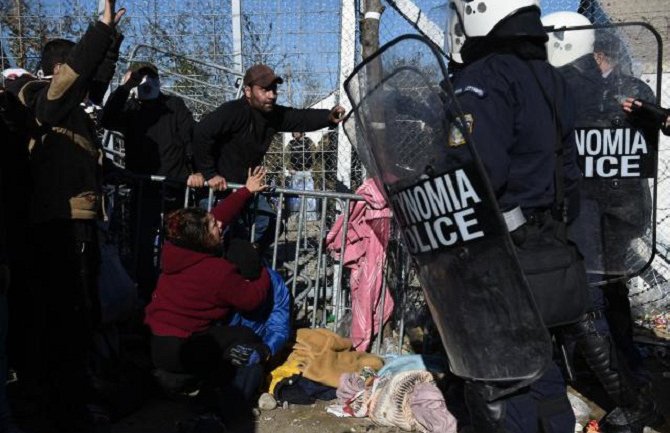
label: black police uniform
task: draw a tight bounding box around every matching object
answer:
[452,12,582,432]
[558,53,664,432]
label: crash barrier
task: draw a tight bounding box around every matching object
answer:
[105,172,670,355]
[104,174,416,354]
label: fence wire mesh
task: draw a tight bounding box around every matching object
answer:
[1,0,669,341]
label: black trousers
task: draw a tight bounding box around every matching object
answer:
[152,326,264,431]
[29,219,101,422]
[151,325,263,399]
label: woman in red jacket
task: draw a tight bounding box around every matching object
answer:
[145,167,271,396]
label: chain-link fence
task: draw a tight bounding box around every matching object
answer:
[1,0,669,341]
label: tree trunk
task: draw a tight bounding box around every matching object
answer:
[360,0,384,61]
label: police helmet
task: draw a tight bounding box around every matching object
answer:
[446,6,465,63]
[542,11,594,67]
[449,0,540,38]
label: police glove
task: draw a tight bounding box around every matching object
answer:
[630,99,670,126]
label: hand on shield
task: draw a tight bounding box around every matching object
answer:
[328,105,346,124]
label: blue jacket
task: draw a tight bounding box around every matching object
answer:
[228,268,291,356]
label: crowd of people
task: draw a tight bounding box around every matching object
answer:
[0,0,344,432]
[0,0,669,432]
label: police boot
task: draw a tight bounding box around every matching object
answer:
[599,383,665,433]
[569,317,665,433]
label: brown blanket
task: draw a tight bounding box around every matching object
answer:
[288,328,384,388]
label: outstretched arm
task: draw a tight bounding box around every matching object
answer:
[210,167,267,228]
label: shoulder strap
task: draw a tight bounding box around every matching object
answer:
[526,62,567,224]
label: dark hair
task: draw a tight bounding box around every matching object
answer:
[40,39,75,76]
[225,238,261,279]
[594,31,626,61]
[165,207,219,254]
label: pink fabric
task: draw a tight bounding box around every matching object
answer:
[326,178,394,351]
[411,382,458,433]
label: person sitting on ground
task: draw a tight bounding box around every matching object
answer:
[145,167,272,422]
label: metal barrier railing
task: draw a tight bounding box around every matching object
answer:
[107,174,412,353]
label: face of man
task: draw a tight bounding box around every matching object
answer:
[244,83,278,113]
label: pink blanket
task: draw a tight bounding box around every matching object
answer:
[326,179,394,351]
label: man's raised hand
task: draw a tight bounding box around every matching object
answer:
[100,0,126,27]
[122,70,142,88]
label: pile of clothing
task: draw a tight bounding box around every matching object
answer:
[268,328,385,404]
[326,355,457,433]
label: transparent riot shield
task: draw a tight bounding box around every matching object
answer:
[343,35,551,384]
[547,23,661,284]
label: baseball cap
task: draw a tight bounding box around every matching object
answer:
[129,61,159,77]
[243,64,283,88]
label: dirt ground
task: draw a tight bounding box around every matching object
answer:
[106,354,670,433]
[11,330,670,433]
[110,398,397,433]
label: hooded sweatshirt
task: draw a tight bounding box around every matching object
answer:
[145,187,270,338]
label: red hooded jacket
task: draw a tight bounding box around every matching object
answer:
[145,187,270,338]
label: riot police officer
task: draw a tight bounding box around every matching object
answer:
[448,1,583,431]
[543,12,665,432]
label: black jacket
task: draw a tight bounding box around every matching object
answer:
[193,98,333,183]
[100,86,195,180]
[452,53,582,215]
[7,21,120,223]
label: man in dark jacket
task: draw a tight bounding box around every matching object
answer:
[101,62,204,301]
[5,1,126,431]
[193,64,344,250]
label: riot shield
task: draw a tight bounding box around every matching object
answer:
[548,24,661,283]
[343,35,551,384]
